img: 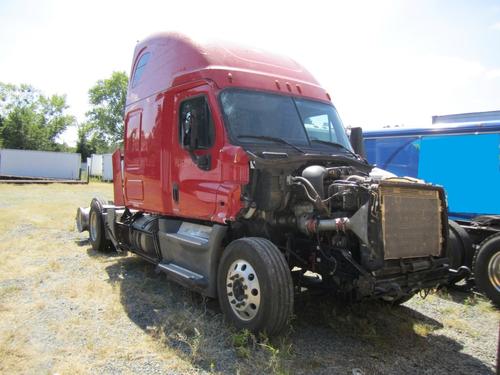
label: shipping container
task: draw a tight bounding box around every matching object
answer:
[88,154,113,180]
[0,149,81,180]
[89,154,103,177]
[102,154,113,181]
[363,112,500,218]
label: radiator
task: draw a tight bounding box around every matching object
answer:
[380,184,443,260]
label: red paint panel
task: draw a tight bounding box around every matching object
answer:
[112,149,125,206]
[127,33,331,109]
[220,145,250,184]
[126,179,144,201]
[170,84,222,220]
[214,183,243,223]
[122,94,166,213]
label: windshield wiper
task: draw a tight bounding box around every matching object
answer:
[310,139,359,159]
[237,135,306,154]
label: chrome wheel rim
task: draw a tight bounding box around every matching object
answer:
[226,259,261,321]
[488,251,500,292]
[90,211,98,242]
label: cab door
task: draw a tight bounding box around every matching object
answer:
[124,109,144,203]
[171,85,223,220]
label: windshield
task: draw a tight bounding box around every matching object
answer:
[220,89,353,153]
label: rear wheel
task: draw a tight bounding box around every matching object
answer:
[447,220,474,269]
[447,220,475,292]
[89,197,112,252]
[473,233,500,306]
[447,221,464,269]
[217,237,294,335]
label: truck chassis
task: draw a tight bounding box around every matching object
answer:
[448,217,500,306]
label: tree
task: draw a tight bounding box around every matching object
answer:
[0,83,75,151]
[76,123,95,160]
[0,83,39,116]
[85,71,128,147]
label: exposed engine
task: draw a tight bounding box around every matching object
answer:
[238,161,449,300]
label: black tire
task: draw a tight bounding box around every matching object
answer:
[217,237,294,335]
[447,220,473,269]
[89,197,112,252]
[472,233,500,307]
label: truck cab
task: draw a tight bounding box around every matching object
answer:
[77,33,453,334]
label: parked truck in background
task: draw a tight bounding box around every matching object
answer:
[76,33,455,334]
[364,112,500,306]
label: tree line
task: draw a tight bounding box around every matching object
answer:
[0,71,128,160]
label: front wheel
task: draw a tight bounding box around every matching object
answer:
[217,237,294,335]
[473,233,500,307]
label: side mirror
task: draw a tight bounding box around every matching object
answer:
[349,127,366,158]
[181,112,197,151]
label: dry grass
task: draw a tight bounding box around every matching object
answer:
[0,183,497,375]
[0,183,196,374]
[0,331,32,373]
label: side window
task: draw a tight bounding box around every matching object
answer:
[125,112,142,162]
[131,52,151,88]
[368,137,420,177]
[179,96,215,149]
[304,114,336,142]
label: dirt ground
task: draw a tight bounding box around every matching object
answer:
[0,183,498,375]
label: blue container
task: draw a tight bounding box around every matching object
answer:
[364,116,500,219]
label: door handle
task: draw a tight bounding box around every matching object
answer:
[173,183,179,203]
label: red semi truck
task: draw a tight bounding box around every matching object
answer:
[76,33,455,334]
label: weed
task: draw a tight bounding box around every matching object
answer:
[476,299,498,314]
[232,329,254,359]
[413,322,434,337]
[258,332,294,374]
[464,295,477,306]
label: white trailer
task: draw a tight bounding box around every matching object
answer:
[0,149,81,180]
[89,154,103,177]
[88,153,113,181]
[102,153,113,181]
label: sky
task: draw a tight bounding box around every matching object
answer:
[1,0,499,146]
